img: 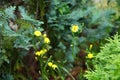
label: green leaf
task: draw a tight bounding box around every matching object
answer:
[19,6,44,27]
[4,6,16,19]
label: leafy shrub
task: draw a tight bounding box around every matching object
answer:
[85,33,120,80]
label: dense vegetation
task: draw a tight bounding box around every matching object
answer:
[0,0,120,80]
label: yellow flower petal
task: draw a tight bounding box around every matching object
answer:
[52,64,58,70]
[87,53,94,59]
[39,49,47,55]
[90,44,93,49]
[71,24,79,33]
[44,37,50,44]
[48,62,53,67]
[35,51,41,56]
[35,49,47,56]
[34,30,42,37]
[43,33,47,37]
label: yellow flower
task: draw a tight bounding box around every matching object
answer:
[48,62,58,70]
[52,64,58,70]
[39,50,44,55]
[34,30,42,37]
[71,24,79,32]
[35,49,47,56]
[90,44,93,49]
[44,37,50,44]
[39,49,47,55]
[48,62,53,67]
[35,51,41,56]
[87,53,94,59]
[43,33,47,37]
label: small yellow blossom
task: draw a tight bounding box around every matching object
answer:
[35,49,47,56]
[87,53,94,59]
[39,49,47,55]
[35,51,41,56]
[34,30,42,37]
[52,64,58,70]
[48,62,53,67]
[44,37,50,44]
[71,24,79,33]
[39,50,44,55]
[48,62,58,70]
[90,44,93,49]
[43,33,47,37]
